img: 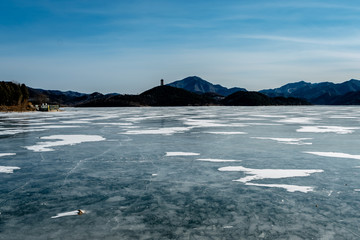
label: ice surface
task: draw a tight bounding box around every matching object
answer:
[184,119,228,127]
[0,166,20,173]
[305,152,360,160]
[197,158,242,162]
[0,153,16,158]
[218,166,323,183]
[252,137,312,145]
[79,115,119,121]
[329,115,357,119]
[166,152,200,156]
[0,128,47,135]
[25,135,106,152]
[297,126,359,134]
[2,106,360,239]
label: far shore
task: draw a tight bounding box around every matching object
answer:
[0,103,35,112]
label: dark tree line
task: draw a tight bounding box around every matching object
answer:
[0,81,29,106]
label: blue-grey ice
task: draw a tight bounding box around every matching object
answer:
[1,106,360,239]
[0,128,47,135]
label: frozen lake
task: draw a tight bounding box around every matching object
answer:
[1,106,360,239]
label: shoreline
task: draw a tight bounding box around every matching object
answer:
[0,105,35,112]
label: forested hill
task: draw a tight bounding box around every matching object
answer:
[0,81,32,111]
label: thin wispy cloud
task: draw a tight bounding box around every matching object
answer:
[234,1,360,11]
[233,34,360,46]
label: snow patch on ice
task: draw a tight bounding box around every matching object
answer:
[197,159,242,162]
[121,127,192,135]
[93,122,133,126]
[218,166,323,183]
[166,152,200,156]
[251,114,287,118]
[0,153,16,158]
[229,123,249,127]
[252,137,312,145]
[223,226,234,229]
[51,210,85,219]
[277,117,319,124]
[34,125,81,129]
[0,166,20,173]
[206,131,247,135]
[245,123,283,126]
[218,166,323,192]
[245,183,314,193]
[14,122,53,126]
[305,151,360,160]
[25,135,106,152]
[297,126,358,134]
[61,120,91,124]
[229,117,263,121]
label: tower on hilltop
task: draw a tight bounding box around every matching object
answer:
[160,79,164,86]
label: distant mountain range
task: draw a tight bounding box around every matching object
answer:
[74,86,308,107]
[28,88,119,106]
[76,86,215,107]
[259,79,360,104]
[167,76,360,105]
[167,76,247,96]
[26,81,308,107]
[12,76,360,108]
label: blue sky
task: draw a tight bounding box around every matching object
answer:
[1,0,360,94]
